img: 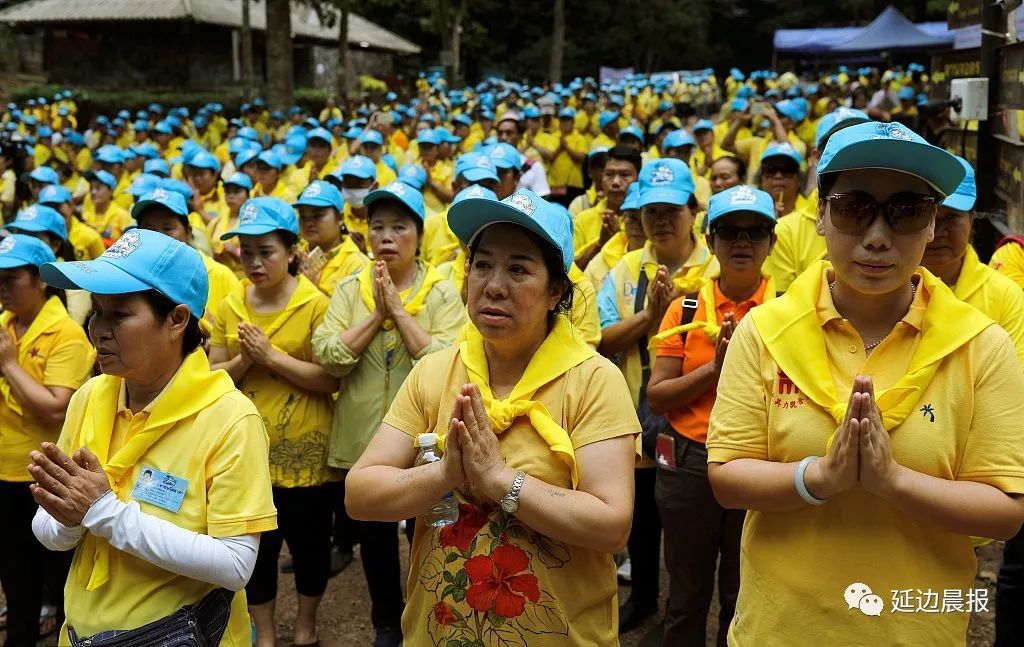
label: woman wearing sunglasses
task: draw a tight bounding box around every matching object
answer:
[706,121,1024,645]
[646,185,777,646]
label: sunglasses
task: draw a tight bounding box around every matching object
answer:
[711,225,774,242]
[761,161,799,177]
[825,192,937,234]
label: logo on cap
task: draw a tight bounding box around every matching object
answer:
[20,207,37,221]
[729,186,758,206]
[385,182,406,196]
[466,186,487,198]
[506,193,536,215]
[0,237,15,254]
[150,188,171,201]
[240,202,259,224]
[477,156,492,168]
[886,124,913,141]
[649,163,675,186]
[103,230,142,259]
[303,183,322,198]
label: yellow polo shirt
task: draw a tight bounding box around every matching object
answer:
[990,239,1024,289]
[313,237,369,297]
[547,132,588,189]
[761,207,826,292]
[573,199,609,257]
[952,246,1024,365]
[423,161,454,216]
[82,202,132,243]
[68,218,106,260]
[706,265,1024,646]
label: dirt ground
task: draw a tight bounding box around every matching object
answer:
[4,538,1001,646]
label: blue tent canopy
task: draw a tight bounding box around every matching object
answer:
[774,6,954,55]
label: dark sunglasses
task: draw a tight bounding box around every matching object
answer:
[710,225,774,242]
[825,191,937,235]
[761,161,799,177]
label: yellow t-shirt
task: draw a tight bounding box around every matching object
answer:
[211,276,333,488]
[568,265,601,349]
[950,246,1024,365]
[423,161,454,216]
[314,237,369,297]
[0,168,15,209]
[377,160,398,186]
[67,218,106,260]
[202,253,241,330]
[573,199,609,257]
[82,202,132,242]
[197,186,229,228]
[990,240,1024,290]
[0,297,95,482]
[57,350,277,646]
[761,207,826,292]
[383,342,640,647]
[706,267,1024,646]
[582,232,629,295]
[423,208,460,267]
[252,180,298,204]
[547,132,587,190]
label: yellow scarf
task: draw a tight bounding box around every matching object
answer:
[649,273,776,350]
[599,231,629,271]
[0,297,71,415]
[624,240,715,295]
[357,262,446,330]
[452,316,595,489]
[223,275,322,351]
[952,245,988,302]
[75,349,236,591]
[749,261,993,452]
[449,251,466,295]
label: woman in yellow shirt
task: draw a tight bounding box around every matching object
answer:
[251,150,298,203]
[295,180,369,296]
[345,188,640,647]
[209,197,337,647]
[82,169,131,246]
[312,182,465,647]
[706,122,1024,645]
[33,229,277,647]
[0,234,93,645]
[207,172,252,278]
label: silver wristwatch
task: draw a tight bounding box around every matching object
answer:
[500,471,526,514]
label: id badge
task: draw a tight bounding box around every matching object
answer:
[130,466,189,513]
[655,433,678,471]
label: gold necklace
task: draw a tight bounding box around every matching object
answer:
[828,280,918,351]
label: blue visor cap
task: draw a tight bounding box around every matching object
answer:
[234,147,261,169]
[85,169,118,190]
[357,129,384,147]
[338,155,377,180]
[452,184,498,205]
[364,182,426,221]
[221,197,299,240]
[42,229,208,317]
[131,187,189,221]
[638,158,696,207]
[223,172,254,191]
[761,143,803,166]
[398,164,428,190]
[416,129,441,146]
[663,129,696,150]
[818,121,966,197]
[307,127,334,148]
[436,127,461,144]
[238,126,260,142]
[129,173,162,197]
[37,184,73,206]
[558,107,576,120]
[707,185,777,230]
[8,205,68,241]
[814,107,870,150]
[620,125,644,142]
[620,182,641,211]
[184,150,221,173]
[256,150,282,170]
[448,189,574,272]
[942,156,977,212]
[599,111,620,129]
[130,143,159,159]
[455,152,499,183]
[693,119,714,133]
[294,180,344,212]
[28,166,60,184]
[143,158,171,176]
[486,143,522,171]
[0,234,57,269]
[452,114,473,128]
[95,146,126,165]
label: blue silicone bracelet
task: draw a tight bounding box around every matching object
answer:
[795,456,828,506]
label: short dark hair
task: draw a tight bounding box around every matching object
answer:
[605,145,642,174]
[139,290,206,357]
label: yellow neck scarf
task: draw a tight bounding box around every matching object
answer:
[76,349,237,591]
[358,262,445,330]
[454,316,596,488]
[649,273,776,350]
[749,261,993,452]
[224,275,322,347]
[952,245,987,302]
[599,231,629,271]
[449,251,466,295]
[0,296,71,415]
[625,240,715,295]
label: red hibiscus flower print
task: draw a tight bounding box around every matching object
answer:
[440,503,489,552]
[464,544,541,618]
[433,601,458,626]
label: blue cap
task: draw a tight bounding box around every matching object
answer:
[693,119,714,133]
[455,152,499,183]
[638,158,695,207]
[158,178,193,201]
[280,134,307,166]
[95,146,126,165]
[338,155,377,180]
[0,234,57,269]
[357,129,384,146]
[452,184,498,205]
[486,143,523,171]
[448,189,574,272]
[303,117,321,129]
[416,128,441,146]
[223,172,254,191]
[453,114,473,128]
[599,111,620,129]
[761,143,803,166]
[42,229,209,317]
[523,106,541,119]
[86,169,118,190]
[941,156,976,212]
[8,205,68,241]
[152,121,173,135]
[663,129,696,150]
[185,150,221,173]
[221,197,299,240]
[129,173,162,197]
[621,182,641,211]
[128,143,157,160]
[238,126,260,142]
[143,158,171,177]
[37,184,73,206]
[294,180,344,212]
[620,125,644,142]
[558,107,577,119]
[27,166,59,184]
[256,149,282,170]
[364,181,426,221]
[707,185,777,230]
[133,119,150,132]
[774,99,806,123]
[398,164,428,190]
[64,130,86,147]
[131,187,189,222]
[436,127,461,144]
[307,127,334,147]
[228,136,253,156]
[898,86,915,101]
[818,121,965,197]
[343,126,363,140]
[588,145,610,159]
[814,107,869,150]
[37,126,53,138]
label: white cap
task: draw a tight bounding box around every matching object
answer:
[416,433,439,447]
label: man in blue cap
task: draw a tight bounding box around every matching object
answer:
[496,111,554,201]
[356,129,397,186]
[413,128,453,214]
[594,110,621,148]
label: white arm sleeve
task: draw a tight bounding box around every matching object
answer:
[518,157,552,198]
[32,506,87,551]
[81,491,260,591]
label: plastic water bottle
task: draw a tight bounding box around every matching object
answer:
[415,433,459,527]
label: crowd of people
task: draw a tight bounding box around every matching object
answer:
[0,62,1023,647]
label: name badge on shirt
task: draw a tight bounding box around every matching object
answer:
[130,466,189,513]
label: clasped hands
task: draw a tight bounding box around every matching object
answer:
[28,443,111,527]
[370,260,407,323]
[438,384,513,502]
[805,375,903,501]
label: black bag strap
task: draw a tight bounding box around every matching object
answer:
[636,273,700,395]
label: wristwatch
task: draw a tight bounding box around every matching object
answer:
[500,471,526,514]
